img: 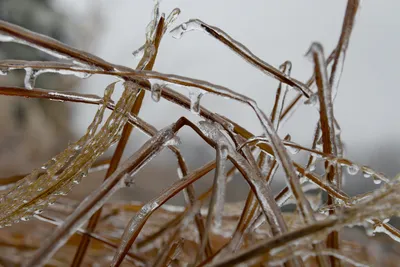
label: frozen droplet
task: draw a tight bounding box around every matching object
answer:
[220,145,229,159]
[151,83,163,102]
[365,224,375,236]
[177,167,184,179]
[363,170,372,178]
[0,68,8,75]
[308,163,316,172]
[0,32,14,42]
[373,177,382,185]
[287,145,300,155]
[170,19,205,39]
[189,90,203,115]
[346,164,359,175]
[165,136,181,146]
[21,216,30,222]
[24,67,37,89]
[34,209,43,214]
[304,94,318,106]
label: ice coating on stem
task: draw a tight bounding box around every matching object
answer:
[36,68,92,79]
[165,8,181,29]
[373,223,400,243]
[132,8,180,58]
[196,144,228,264]
[0,60,94,80]
[330,0,360,100]
[145,1,160,42]
[0,83,113,226]
[0,20,113,69]
[308,43,337,156]
[213,145,228,231]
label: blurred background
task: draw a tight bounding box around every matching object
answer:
[0,0,399,205]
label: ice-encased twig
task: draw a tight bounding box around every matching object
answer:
[308,42,342,263]
[0,82,118,227]
[170,19,312,97]
[195,145,228,263]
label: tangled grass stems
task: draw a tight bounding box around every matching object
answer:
[0,0,398,266]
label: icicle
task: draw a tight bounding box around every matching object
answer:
[132,44,145,59]
[151,83,163,102]
[304,93,318,106]
[188,89,204,115]
[24,67,37,89]
[286,145,300,155]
